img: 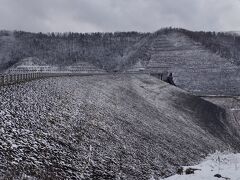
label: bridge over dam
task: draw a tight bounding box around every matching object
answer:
[0,73,240,179]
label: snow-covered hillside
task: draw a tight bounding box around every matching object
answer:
[1,74,240,179]
[163,152,240,180]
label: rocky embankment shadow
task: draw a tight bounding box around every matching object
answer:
[0,74,239,180]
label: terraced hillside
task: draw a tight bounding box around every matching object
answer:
[0,74,240,179]
[142,32,240,96]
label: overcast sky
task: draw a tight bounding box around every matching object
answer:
[0,0,240,33]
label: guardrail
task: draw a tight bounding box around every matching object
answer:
[0,72,91,87]
[0,71,167,87]
[0,71,117,87]
[0,72,54,86]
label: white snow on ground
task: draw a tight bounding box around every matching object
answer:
[162,152,240,180]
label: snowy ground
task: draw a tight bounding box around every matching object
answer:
[163,152,240,180]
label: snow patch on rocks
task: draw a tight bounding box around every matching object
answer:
[163,152,240,180]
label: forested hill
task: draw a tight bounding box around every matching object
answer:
[0,30,149,71]
[1,28,240,71]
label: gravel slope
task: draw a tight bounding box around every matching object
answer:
[203,96,240,138]
[0,74,240,179]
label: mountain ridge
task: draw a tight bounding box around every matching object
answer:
[0,28,240,96]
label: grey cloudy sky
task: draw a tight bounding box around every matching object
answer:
[0,0,240,33]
